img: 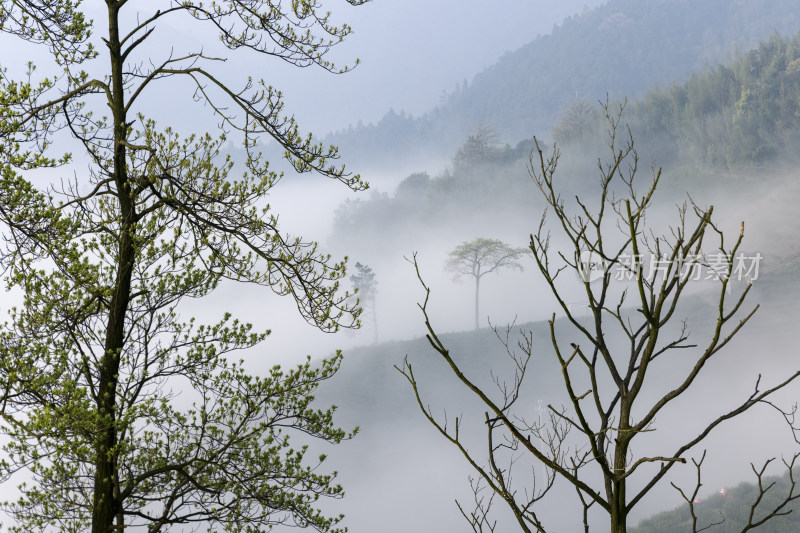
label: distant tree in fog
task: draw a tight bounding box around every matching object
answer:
[453,125,501,171]
[351,262,379,343]
[552,99,599,144]
[445,238,526,330]
[402,104,800,533]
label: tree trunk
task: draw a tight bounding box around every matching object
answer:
[610,500,627,533]
[609,460,628,533]
[372,306,378,344]
[609,401,632,533]
[93,4,131,531]
[474,275,480,330]
[608,469,628,533]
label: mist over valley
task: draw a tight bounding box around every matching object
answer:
[2,0,800,532]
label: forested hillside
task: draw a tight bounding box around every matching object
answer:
[324,0,800,171]
[631,470,800,532]
[630,32,800,169]
[330,30,800,253]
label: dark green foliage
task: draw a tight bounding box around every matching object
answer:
[460,0,800,142]
[632,471,800,533]
[627,32,800,169]
[325,0,800,169]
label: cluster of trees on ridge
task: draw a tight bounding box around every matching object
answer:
[589,32,800,169]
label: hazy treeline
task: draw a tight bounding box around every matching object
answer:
[324,0,800,171]
[629,31,800,169]
[631,470,800,532]
[330,29,800,256]
[330,137,540,254]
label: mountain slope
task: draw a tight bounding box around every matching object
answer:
[326,0,800,172]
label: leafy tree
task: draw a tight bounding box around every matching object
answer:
[401,107,800,532]
[350,262,378,344]
[0,1,367,532]
[453,125,500,171]
[395,172,431,203]
[445,238,526,330]
[552,99,599,144]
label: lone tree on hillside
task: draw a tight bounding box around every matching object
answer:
[402,105,800,533]
[350,262,379,344]
[445,238,526,330]
[552,99,600,144]
[0,1,367,532]
[453,125,501,171]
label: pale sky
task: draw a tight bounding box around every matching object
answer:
[268,0,608,135]
[64,0,607,137]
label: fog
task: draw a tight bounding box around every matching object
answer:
[3,1,800,532]
[221,110,800,531]
[310,159,800,532]
[308,147,800,531]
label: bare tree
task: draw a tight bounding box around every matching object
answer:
[445,238,526,330]
[400,105,800,533]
